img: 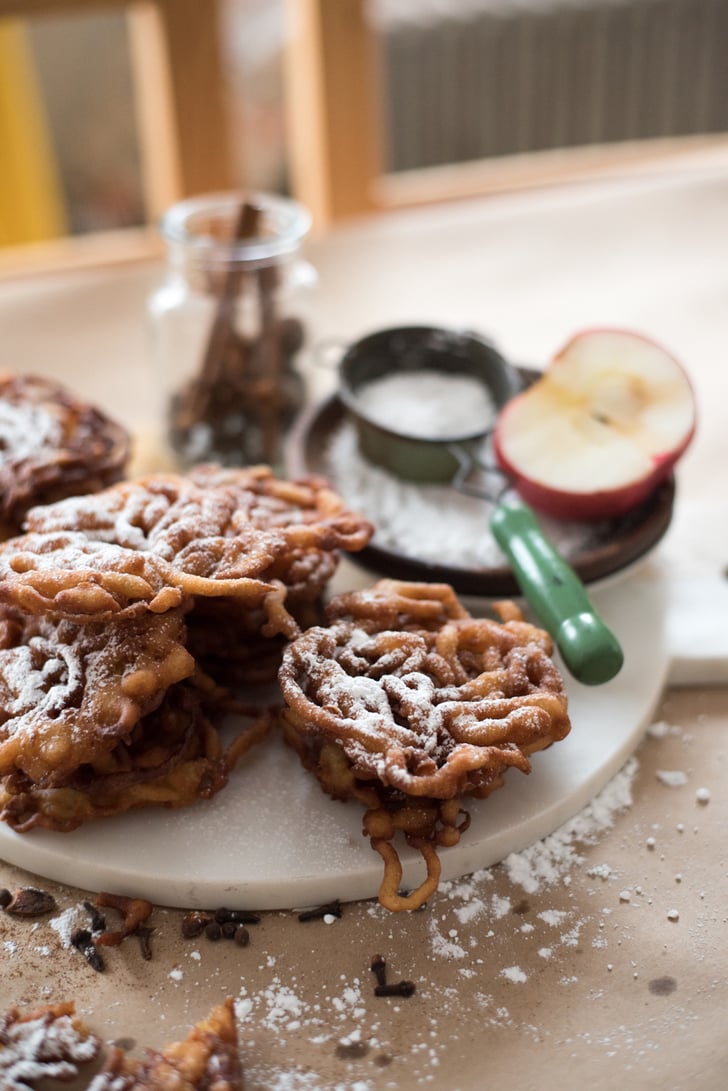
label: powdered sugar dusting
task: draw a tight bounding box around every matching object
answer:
[0,1009,99,1090]
[501,757,637,894]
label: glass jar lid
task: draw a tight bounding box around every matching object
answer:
[159,191,312,270]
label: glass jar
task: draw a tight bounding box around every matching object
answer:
[149,191,316,470]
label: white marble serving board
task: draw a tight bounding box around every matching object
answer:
[1,562,709,911]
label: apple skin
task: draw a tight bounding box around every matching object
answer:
[493,328,697,522]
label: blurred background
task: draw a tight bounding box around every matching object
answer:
[1,0,727,254]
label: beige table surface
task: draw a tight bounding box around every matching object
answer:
[0,147,727,1091]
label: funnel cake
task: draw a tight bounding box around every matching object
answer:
[0,373,130,539]
[24,475,295,611]
[23,471,372,640]
[279,580,571,911]
[0,604,194,786]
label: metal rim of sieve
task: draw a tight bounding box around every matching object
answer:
[336,325,524,484]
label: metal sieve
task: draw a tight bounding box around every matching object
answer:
[337,326,623,686]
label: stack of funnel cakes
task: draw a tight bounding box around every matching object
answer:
[184,464,374,683]
[0,470,373,832]
[0,373,130,540]
[279,580,571,911]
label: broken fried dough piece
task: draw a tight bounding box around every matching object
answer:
[0,372,130,540]
[279,579,571,911]
[0,1001,100,1090]
[88,998,243,1091]
[0,604,194,786]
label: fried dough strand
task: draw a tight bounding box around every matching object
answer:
[0,532,187,621]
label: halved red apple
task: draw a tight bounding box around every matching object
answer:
[493,329,697,521]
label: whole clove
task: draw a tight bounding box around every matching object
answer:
[214,907,261,926]
[135,926,154,961]
[297,899,342,922]
[374,980,416,998]
[71,928,105,973]
[370,954,387,988]
[370,953,416,998]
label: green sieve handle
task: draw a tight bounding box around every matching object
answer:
[490,496,624,686]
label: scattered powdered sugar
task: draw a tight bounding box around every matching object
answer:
[538,909,570,927]
[428,917,467,960]
[500,966,528,984]
[655,769,689,788]
[646,720,685,740]
[586,863,615,881]
[0,1009,99,1090]
[500,757,638,894]
[49,904,90,949]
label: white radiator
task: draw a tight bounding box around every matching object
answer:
[375,0,728,171]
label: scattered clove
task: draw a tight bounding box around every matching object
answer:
[204,921,223,942]
[135,926,154,961]
[370,953,416,998]
[71,928,105,973]
[370,954,387,988]
[182,907,259,944]
[214,907,261,926]
[297,899,343,922]
[374,980,416,998]
[3,886,57,917]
